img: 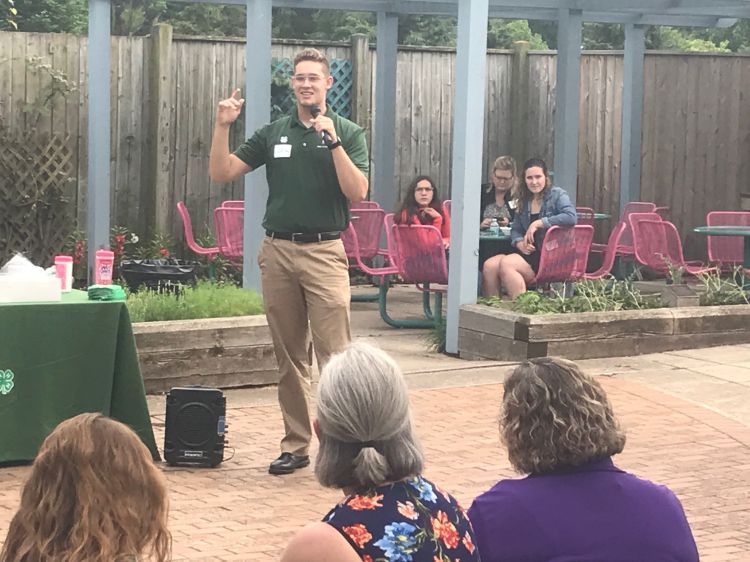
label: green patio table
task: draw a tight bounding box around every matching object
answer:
[693,225,750,269]
[0,290,159,464]
[694,225,750,289]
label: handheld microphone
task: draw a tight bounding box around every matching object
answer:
[309,104,334,145]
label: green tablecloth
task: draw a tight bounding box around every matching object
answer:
[0,290,159,463]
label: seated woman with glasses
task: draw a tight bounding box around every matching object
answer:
[280,342,480,562]
[481,155,519,230]
[469,357,699,562]
[395,175,451,249]
[479,155,519,269]
[482,157,576,298]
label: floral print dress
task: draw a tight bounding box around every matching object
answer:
[324,475,480,562]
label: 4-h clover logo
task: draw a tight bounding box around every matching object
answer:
[0,370,14,395]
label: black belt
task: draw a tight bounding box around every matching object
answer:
[265,230,341,243]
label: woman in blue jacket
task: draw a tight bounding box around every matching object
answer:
[482,158,576,299]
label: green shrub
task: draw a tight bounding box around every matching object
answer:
[127,281,264,322]
[697,268,750,306]
[480,278,663,315]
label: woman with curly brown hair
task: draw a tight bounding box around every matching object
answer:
[1,413,171,562]
[468,357,698,562]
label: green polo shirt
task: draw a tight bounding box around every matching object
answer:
[233,108,369,233]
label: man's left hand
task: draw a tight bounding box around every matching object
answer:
[311,115,338,144]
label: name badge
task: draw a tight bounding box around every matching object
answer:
[274,144,292,158]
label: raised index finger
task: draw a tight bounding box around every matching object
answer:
[231,88,241,100]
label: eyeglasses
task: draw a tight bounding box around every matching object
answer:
[292,74,324,85]
[415,187,434,193]
[493,174,514,182]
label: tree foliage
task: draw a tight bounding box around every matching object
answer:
[13,0,86,33]
[4,0,750,54]
[2,0,17,30]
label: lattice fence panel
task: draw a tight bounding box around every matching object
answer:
[0,130,74,268]
[270,57,352,121]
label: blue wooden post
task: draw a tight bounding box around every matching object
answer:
[373,11,398,214]
[445,0,488,354]
[86,0,111,282]
[242,0,272,291]
[553,8,583,204]
[620,24,646,217]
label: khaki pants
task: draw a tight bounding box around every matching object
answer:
[258,236,351,456]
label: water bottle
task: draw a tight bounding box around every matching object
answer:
[489,218,501,236]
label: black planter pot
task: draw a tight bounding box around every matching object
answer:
[120,259,198,293]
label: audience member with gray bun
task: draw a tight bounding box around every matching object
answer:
[468,356,699,562]
[281,342,480,562]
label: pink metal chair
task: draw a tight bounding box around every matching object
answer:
[655,206,670,220]
[629,214,713,277]
[176,201,219,259]
[617,202,657,256]
[442,200,451,218]
[392,224,449,327]
[584,221,627,280]
[221,200,244,208]
[393,224,448,289]
[706,211,750,267]
[345,221,436,329]
[576,206,596,227]
[213,206,244,261]
[383,213,399,268]
[351,200,381,210]
[343,208,385,263]
[532,225,594,286]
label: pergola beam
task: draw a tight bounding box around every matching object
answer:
[170,0,749,24]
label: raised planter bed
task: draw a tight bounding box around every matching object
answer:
[459,303,750,361]
[133,316,277,393]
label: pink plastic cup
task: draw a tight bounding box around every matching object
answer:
[94,249,115,285]
[54,255,74,291]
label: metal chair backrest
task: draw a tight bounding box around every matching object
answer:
[392,224,448,285]
[384,213,399,268]
[351,200,381,210]
[628,212,671,272]
[575,206,596,227]
[706,211,750,264]
[213,206,244,258]
[176,201,219,256]
[442,199,451,218]
[342,208,385,261]
[534,225,593,285]
[619,202,657,251]
[221,200,244,208]
[584,221,627,280]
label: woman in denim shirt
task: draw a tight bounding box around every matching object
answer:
[482,158,576,298]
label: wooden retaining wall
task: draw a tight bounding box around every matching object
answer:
[133,315,277,393]
[458,303,750,361]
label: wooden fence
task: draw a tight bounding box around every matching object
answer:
[2,30,749,259]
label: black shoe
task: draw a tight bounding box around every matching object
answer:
[268,452,310,475]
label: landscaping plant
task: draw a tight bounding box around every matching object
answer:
[480,278,663,315]
[126,280,263,323]
[697,268,750,306]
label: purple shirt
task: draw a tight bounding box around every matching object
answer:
[468,457,699,562]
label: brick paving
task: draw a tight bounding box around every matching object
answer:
[2,373,749,561]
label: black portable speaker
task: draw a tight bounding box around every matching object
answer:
[164,387,226,467]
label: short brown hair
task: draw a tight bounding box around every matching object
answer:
[500,357,626,474]
[293,47,330,75]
